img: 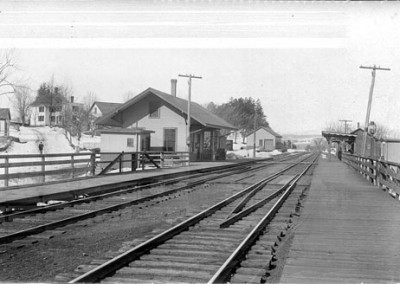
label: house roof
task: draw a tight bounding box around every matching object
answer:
[96,88,238,131]
[91,102,122,115]
[0,108,11,120]
[247,126,282,138]
[321,131,357,142]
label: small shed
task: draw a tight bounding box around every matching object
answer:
[100,128,154,153]
[246,126,282,151]
[0,108,11,137]
[99,128,155,168]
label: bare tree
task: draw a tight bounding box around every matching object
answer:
[311,137,327,152]
[324,121,345,133]
[11,85,33,125]
[374,122,390,140]
[123,90,135,102]
[84,91,97,110]
[0,50,20,96]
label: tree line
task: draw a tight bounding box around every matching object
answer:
[206,97,269,143]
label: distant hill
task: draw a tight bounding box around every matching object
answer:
[282,134,322,142]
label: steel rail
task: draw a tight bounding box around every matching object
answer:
[226,154,312,218]
[0,161,257,222]
[0,165,254,244]
[207,153,319,284]
[68,153,313,283]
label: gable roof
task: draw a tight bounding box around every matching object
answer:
[96,88,237,131]
[91,102,122,115]
[247,126,282,138]
[0,108,11,120]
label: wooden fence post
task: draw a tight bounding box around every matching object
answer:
[119,151,124,173]
[71,154,75,179]
[91,152,96,176]
[131,153,137,172]
[41,155,45,183]
[160,152,164,168]
[4,156,9,187]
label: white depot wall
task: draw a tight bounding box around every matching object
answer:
[100,133,139,152]
[0,120,5,136]
[134,105,187,152]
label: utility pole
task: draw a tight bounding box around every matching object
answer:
[253,108,257,158]
[178,74,202,166]
[339,119,352,133]
[359,65,390,156]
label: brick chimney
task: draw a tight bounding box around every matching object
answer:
[171,79,177,97]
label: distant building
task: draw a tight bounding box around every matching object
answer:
[380,139,400,164]
[88,101,122,132]
[245,126,282,151]
[0,108,11,137]
[96,81,237,161]
[351,128,381,159]
[89,102,122,119]
[30,96,84,127]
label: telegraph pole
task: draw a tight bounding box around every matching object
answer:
[339,119,352,133]
[178,74,202,166]
[359,65,390,156]
[253,109,257,158]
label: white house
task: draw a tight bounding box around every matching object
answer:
[246,126,282,151]
[0,108,11,137]
[30,96,84,127]
[96,81,237,161]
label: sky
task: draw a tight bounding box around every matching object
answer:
[0,1,399,135]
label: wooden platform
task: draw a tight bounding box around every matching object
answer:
[0,161,238,207]
[280,156,400,283]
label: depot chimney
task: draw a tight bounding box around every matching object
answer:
[171,79,177,97]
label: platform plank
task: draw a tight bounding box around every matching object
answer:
[280,156,400,283]
[0,162,237,206]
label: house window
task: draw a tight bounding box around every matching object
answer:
[38,116,44,122]
[50,106,62,113]
[164,128,176,151]
[39,106,44,112]
[72,106,78,112]
[94,107,97,114]
[259,139,263,147]
[127,138,134,148]
[51,116,56,122]
[149,102,160,118]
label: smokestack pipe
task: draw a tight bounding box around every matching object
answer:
[171,79,177,97]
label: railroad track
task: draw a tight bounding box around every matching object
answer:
[66,153,318,283]
[0,154,304,246]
